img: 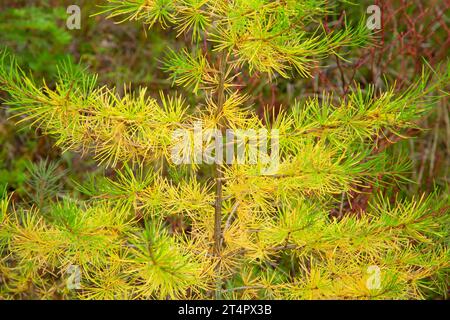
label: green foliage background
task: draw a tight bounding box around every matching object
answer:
[0,0,448,300]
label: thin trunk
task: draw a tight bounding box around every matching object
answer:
[213,50,227,299]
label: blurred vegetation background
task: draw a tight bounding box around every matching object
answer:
[0,0,448,212]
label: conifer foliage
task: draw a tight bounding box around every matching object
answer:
[0,0,449,299]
